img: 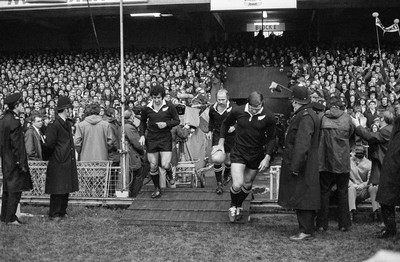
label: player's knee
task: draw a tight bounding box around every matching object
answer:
[160,163,170,170]
[242,182,253,191]
[150,168,159,176]
[150,164,159,172]
[230,185,241,193]
[231,180,243,190]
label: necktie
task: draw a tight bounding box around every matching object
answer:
[38,130,45,143]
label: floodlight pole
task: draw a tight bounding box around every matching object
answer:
[261,11,263,34]
[120,0,127,193]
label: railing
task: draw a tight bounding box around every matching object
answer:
[269,166,281,200]
[1,161,282,201]
[1,161,121,198]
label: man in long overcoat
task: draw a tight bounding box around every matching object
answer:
[351,110,393,221]
[44,96,78,220]
[0,93,33,225]
[375,113,400,238]
[278,85,321,241]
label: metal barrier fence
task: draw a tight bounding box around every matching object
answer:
[1,161,282,201]
[1,161,122,198]
[269,166,281,200]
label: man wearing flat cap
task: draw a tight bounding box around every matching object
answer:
[0,92,33,225]
[43,96,79,221]
[278,85,321,241]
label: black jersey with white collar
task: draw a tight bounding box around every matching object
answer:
[139,100,180,136]
[208,101,235,136]
[220,103,276,155]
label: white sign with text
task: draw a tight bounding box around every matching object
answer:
[211,0,296,11]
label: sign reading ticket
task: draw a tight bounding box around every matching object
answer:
[210,0,296,11]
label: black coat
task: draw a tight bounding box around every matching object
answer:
[24,126,43,161]
[278,104,321,210]
[44,115,79,194]
[355,124,392,184]
[0,110,33,192]
[125,120,144,171]
[376,116,400,206]
[319,108,354,174]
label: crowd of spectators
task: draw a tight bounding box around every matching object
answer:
[1,35,400,132]
[0,47,222,128]
[287,45,400,129]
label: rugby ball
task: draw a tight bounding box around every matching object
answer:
[211,146,226,164]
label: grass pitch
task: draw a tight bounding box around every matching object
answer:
[1,205,399,262]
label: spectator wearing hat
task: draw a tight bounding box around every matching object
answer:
[0,93,33,225]
[218,91,276,223]
[317,97,354,232]
[43,96,79,221]
[278,85,321,241]
[139,83,180,198]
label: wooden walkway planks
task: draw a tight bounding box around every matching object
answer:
[120,188,250,225]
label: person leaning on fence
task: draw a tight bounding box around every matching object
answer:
[0,93,33,225]
[43,96,78,222]
[278,85,321,241]
[24,114,45,161]
[206,88,235,195]
[139,83,180,198]
[124,109,145,197]
[218,91,276,223]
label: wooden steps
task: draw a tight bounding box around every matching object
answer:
[120,188,250,225]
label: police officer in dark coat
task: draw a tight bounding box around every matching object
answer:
[278,85,321,241]
[43,96,78,221]
[0,93,33,225]
[375,114,400,238]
